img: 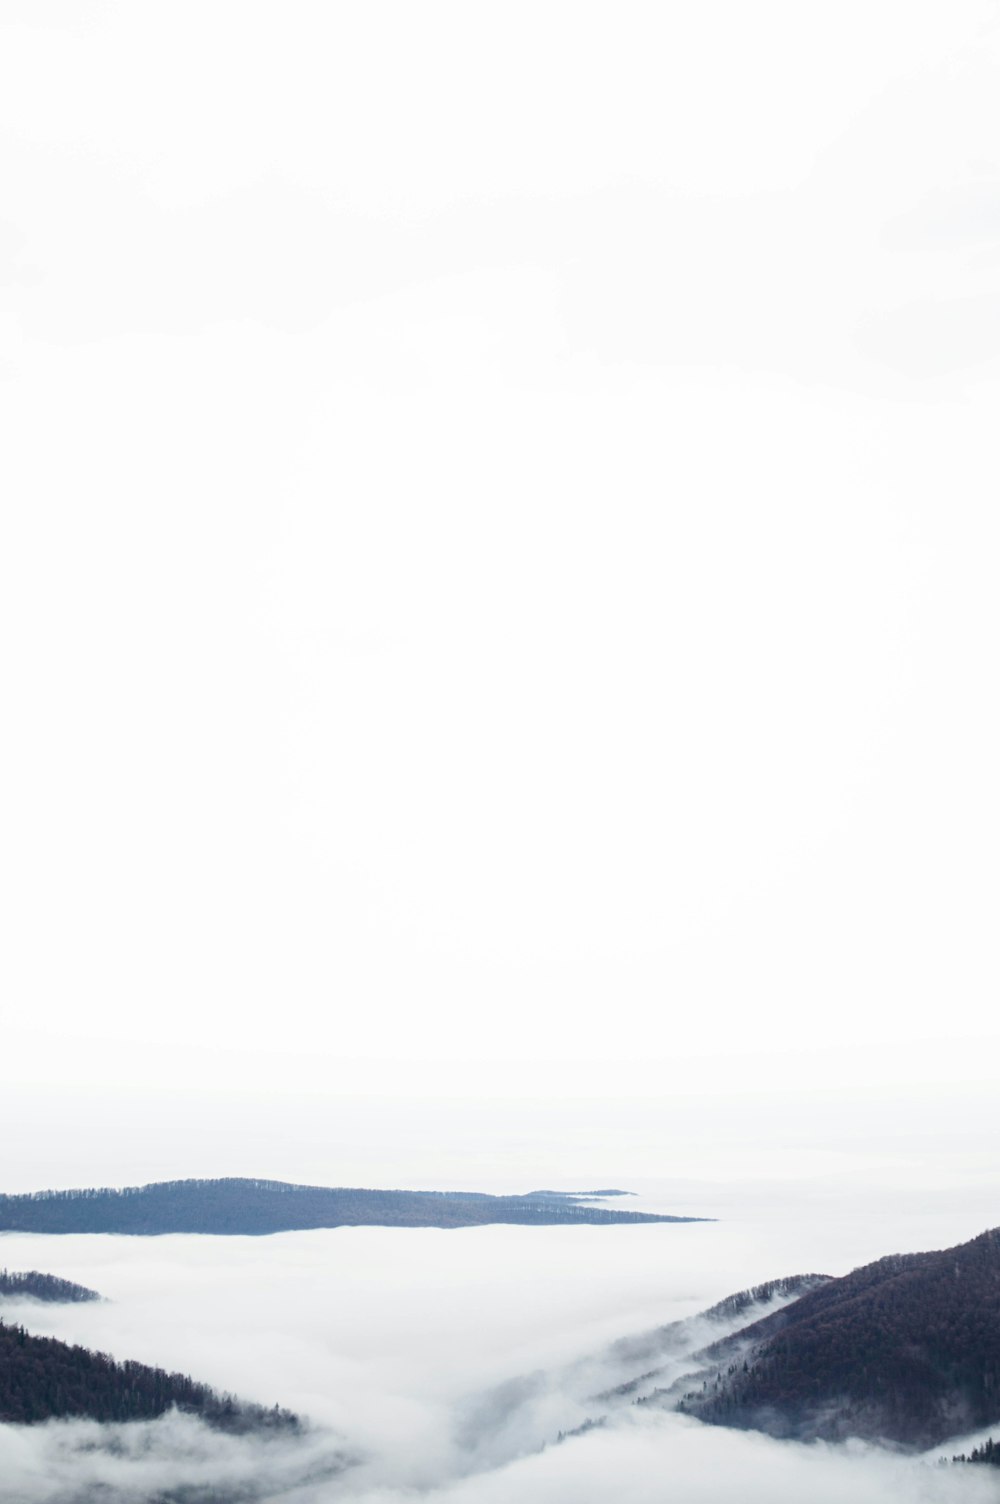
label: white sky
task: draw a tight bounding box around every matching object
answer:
[2,2,1000,1187]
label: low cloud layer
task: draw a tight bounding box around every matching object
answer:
[1,1182,998,1502]
[0,1412,351,1504]
[1,1395,998,1504]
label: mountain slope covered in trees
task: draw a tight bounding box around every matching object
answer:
[0,1179,704,1234]
[0,1321,299,1430]
[676,1226,1000,1448]
[599,1274,833,1388]
[0,1269,101,1303]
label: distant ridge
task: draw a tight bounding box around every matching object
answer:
[524,1188,634,1199]
[0,1178,709,1236]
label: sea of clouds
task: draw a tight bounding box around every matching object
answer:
[2,1178,999,1503]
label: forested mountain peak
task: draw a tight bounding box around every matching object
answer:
[676,1225,1000,1447]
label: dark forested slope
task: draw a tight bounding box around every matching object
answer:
[678,1226,1000,1448]
[0,1269,100,1303]
[0,1320,298,1429]
[0,1179,704,1235]
[602,1274,832,1382]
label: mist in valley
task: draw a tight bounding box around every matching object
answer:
[3,1177,1000,1502]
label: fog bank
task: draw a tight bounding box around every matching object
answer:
[3,1182,999,1500]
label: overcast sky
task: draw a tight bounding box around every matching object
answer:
[3,1,999,1189]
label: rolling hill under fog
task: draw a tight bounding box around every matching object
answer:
[0,1178,704,1234]
[0,1321,299,1431]
[469,1226,1000,1457]
[673,1226,1000,1447]
[0,1270,101,1303]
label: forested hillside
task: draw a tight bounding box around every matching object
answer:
[0,1321,299,1429]
[0,1269,100,1303]
[0,1179,702,1234]
[678,1226,1000,1447]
